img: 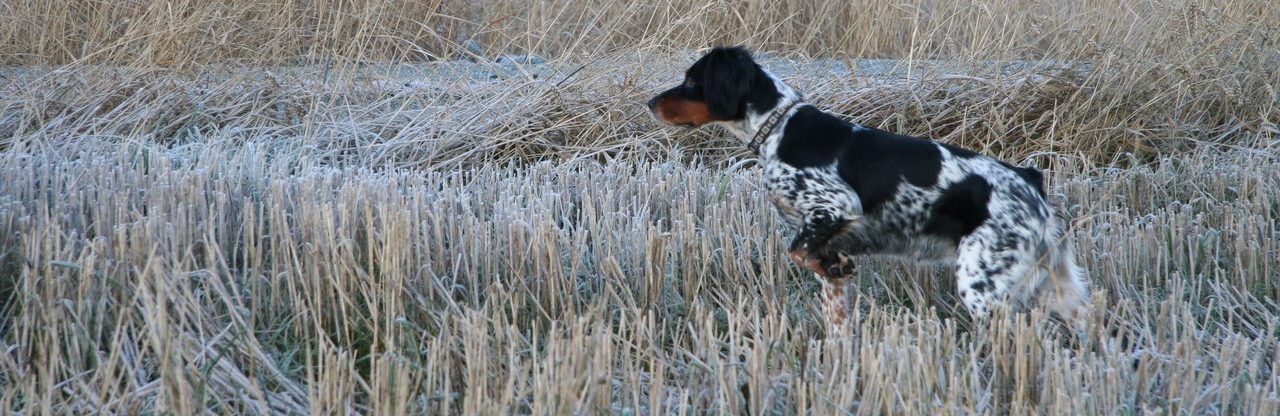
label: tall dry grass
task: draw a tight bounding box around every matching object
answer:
[1,0,1279,414]
[2,0,1277,165]
[4,0,1278,65]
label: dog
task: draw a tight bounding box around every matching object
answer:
[648,47,1091,331]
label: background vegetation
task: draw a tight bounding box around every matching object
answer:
[1,0,1278,413]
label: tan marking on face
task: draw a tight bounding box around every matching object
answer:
[790,249,828,277]
[652,98,715,127]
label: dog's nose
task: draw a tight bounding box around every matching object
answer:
[646,97,658,110]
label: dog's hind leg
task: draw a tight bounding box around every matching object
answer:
[953,230,1037,322]
[1035,230,1092,343]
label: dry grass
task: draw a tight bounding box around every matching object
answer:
[2,0,1278,166]
[2,0,1280,414]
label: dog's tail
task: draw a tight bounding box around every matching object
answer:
[1035,216,1091,329]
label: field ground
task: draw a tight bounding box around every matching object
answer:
[2,0,1280,414]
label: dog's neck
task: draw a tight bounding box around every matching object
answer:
[717,71,803,156]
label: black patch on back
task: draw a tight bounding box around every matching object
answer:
[1016,166,1046,197]
[778,113,946,214]
[923,174,992,243]
[943,142,1046,198]
[838,128,945,213]
[776,106,849,166]
[939,142,982,159]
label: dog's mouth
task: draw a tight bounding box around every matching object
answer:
[647,105,687,128]
[657,118,699,129]
[647,104,701,128]
[657,118,695,128]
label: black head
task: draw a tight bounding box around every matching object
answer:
[648,46,776,127]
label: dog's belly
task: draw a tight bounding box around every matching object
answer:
[845,185,960,261]
[835,219,958,263]
[763,162,959,263]
[768,168,959,262]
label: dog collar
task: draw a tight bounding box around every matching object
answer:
[748,100,801,154]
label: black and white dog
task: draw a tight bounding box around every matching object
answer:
[648,47,1090,329]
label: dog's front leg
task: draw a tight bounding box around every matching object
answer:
[786,211,856,276]
[787,212,857,329]
[814,269,852,331]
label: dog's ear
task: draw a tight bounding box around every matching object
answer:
[703,47,757,119]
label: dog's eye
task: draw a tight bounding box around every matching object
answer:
[684,78,696,88]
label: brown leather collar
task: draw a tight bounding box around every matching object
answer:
[748,100,801,154]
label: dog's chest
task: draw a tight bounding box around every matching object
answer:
[762,160,860,224]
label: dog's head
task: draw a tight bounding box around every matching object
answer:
[647,46,775,127]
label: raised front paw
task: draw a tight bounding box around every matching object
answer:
[823,253,858,278]
[790,248,858,279]
[788,248,828,276]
